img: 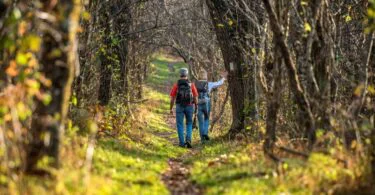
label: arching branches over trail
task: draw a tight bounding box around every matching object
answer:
[1,0,375,193]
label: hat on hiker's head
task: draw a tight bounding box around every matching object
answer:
[179,68,188,77]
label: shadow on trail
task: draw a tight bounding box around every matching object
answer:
[98,139,172,162]
[197,171,267,187]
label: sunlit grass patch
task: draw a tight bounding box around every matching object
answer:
[186,133,361,194]
[91,139,169,194]
[90,102,185,194]
[186,138,308,194]
[188,140,278,194]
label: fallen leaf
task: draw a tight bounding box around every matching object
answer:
[6,61,19,77]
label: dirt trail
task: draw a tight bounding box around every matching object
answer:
[160,105,202,195]
[161,115,202,195]
[159,62,203,195]
[162,158,202,195]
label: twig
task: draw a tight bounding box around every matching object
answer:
[264,149,283,163]
[209,87,229,132]
[124,99,149,104]
[277,146,309,158]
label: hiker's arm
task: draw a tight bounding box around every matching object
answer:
[194,96,198,111]
[209,71,228,90]
[209,78,225,89]
[169,84,177,114]
[170,97,175,114]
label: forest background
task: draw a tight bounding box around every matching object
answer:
[1,0,375,194]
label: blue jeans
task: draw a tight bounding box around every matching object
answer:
[197,100,211,142]
[176,104,194,146]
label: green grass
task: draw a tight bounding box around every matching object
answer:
[186,139,284,195]
[184,136,360,195]
[185,140,309,195]
[90,138,181,194]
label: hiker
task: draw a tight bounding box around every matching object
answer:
[195,70,228,142]
[169,68,198,148]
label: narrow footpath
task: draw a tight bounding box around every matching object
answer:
[149,56,203,195]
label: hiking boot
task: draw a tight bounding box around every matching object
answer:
[179,144,185,148]
[185,141,192,148]
[203,135,210,141]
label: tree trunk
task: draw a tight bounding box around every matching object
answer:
[115,1,131,98]
[26,0,80,172]
[98,5,113,106]
[206,0,253,135]
[264,56,282,151]
[312,4,335,130]
[75,0,97,105]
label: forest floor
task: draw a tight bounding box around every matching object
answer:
[86,55,312,195]
[86,55,288,195]
[14,54,366,195]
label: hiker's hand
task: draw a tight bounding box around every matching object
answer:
[221,71,228,79]
[169,109,174,116]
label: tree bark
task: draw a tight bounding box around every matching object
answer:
[206,0,254,135]
[98,5,113,106]
[26,0,81,172]
[264,57,282,151]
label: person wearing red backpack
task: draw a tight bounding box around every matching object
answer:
[169,68,198,148]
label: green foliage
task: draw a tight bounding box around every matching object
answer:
[304,22,312,32]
